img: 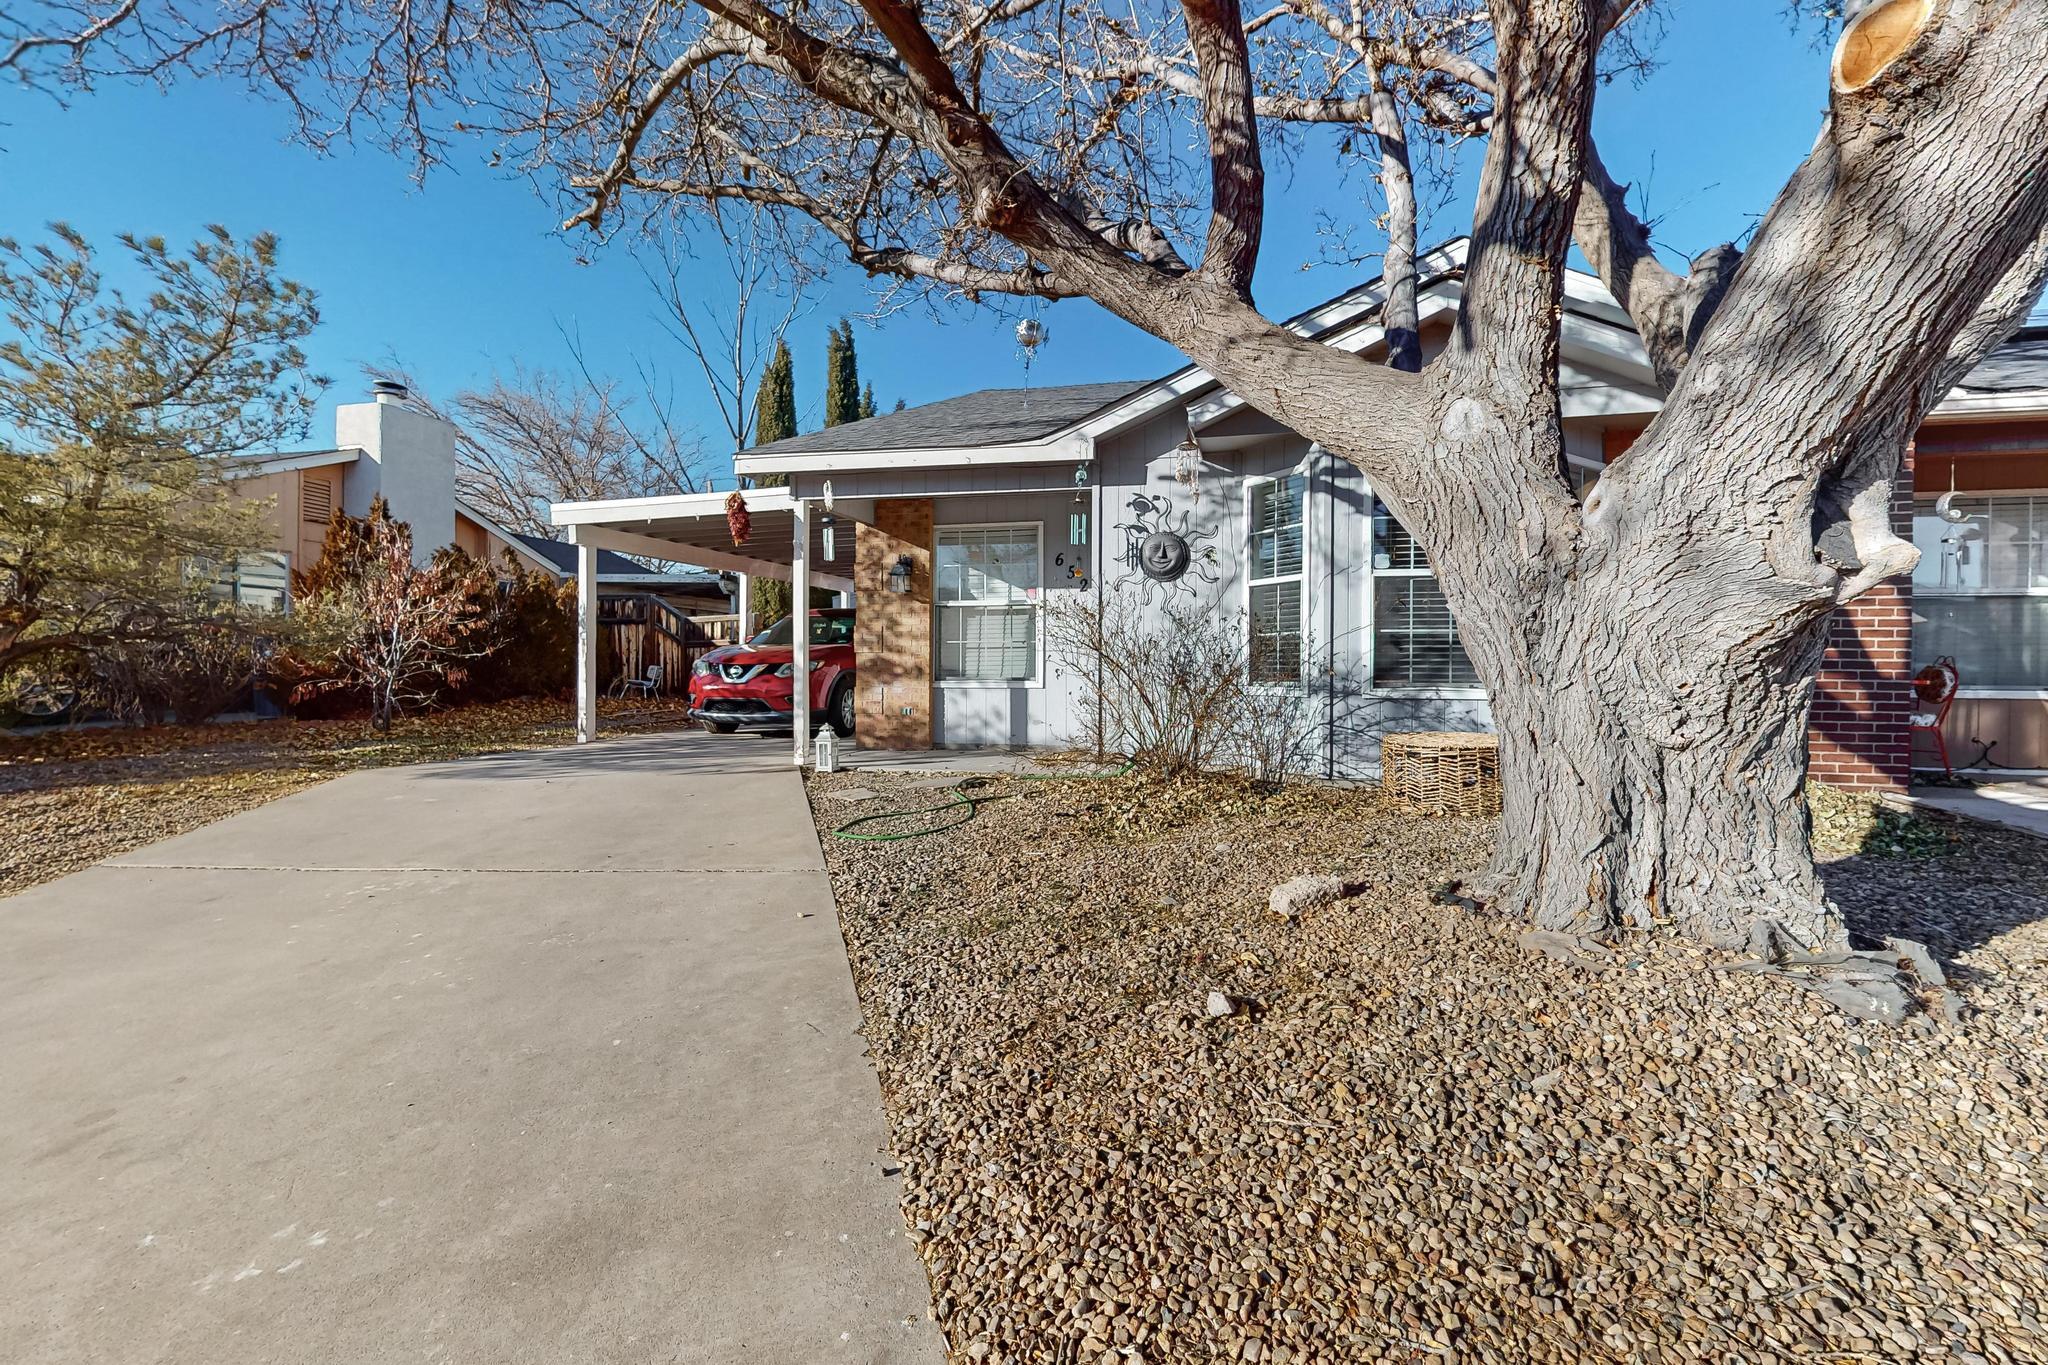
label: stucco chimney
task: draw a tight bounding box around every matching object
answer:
[335,385,457,565]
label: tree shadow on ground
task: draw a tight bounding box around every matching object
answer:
[1820,811,2048,971]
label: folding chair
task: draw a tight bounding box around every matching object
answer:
[616,664,665,700]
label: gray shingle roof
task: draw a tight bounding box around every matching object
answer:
[743,381,1146,457]
[510,533,723,587]
[1957,328,2048,393]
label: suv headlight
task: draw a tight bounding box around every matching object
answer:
[692,658,715,676]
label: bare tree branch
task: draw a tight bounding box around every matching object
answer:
[1179,0,1265,293]
[0,0,138,79]
[1452,2,1601,399]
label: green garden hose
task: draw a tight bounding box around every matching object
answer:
[829,760,1134,842]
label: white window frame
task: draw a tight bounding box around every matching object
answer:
[1244,469,1310,688]
[1362,488,1486,699]
[210,550,293,614]
[1910,487,2048,697]
[933,521,1046,689]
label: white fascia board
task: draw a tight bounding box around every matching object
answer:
[1560,271,1632,327]
[551,485,792,527]
[502,538,564,575]
[597,573,721,586]
[226,448,361,479]
[571,523,853,592]
[1560,386,1663,420]
[735,435,1090,478]
[1925,390,2048,420]
[1075,364,1224,443]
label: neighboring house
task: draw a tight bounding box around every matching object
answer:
[503,533,734,617]
[553,239,2048,785]
[222,380,722,614]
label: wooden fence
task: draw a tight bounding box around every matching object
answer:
[598,595,729,694]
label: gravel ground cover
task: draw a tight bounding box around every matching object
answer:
[810,767,2048,1365]
[0,697,695,897]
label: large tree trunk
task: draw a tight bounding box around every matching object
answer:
[1379,387,1862,957]
[1468,588,1838,954]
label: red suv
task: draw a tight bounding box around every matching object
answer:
[688,607,856,736]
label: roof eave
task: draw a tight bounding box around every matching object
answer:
[734,434,1092,478]
[226,448,361,478]
[1924,389,2048,421]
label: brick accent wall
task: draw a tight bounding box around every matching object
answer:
[854,499,934,749]
[1808,445,1917,790]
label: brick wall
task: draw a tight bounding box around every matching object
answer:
[853,499,934,749]
[1807,445,1916,790]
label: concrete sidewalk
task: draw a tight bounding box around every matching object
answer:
[0,731,943,1364]
[1907,774,2048,840]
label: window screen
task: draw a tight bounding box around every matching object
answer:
[1912,494,2048,688]
[1248,475,1306,683]
[1370,498,1479,689]
[936,527,1039,681]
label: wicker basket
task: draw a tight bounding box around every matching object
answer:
[1381,731,1501,816]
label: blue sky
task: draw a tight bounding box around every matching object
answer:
[0,1,1833,481]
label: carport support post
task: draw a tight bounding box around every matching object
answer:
[791,498,811,766]
[737,572,753,643]
[575,536,599,744]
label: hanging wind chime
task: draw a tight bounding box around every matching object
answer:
[1173,425,1203,491]
[1015,316,1047,383]
[1071,461,1090,547]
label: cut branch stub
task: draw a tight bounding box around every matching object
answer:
[1832,0,1935,93]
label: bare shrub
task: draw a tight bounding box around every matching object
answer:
[1044,592,1317,784]
[76,619,265,726]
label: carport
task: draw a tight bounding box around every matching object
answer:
[551,486,863,764]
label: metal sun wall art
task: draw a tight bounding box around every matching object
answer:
[1113,493,1220,603]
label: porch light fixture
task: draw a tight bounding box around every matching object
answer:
[887,554,914,594]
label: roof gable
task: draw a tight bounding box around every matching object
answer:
[509,531,726,587]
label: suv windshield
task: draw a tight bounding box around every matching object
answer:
[751,613,854,647]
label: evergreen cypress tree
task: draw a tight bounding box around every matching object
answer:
[823,320,861,428]
[753,339,797,448]
[858,382,877,421]
[747,338,797,630]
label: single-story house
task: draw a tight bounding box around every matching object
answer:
[503,532,733,617]
[553,239,2048,786]
[222,381,732,623]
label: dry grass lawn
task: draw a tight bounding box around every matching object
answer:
[0,698,697,898]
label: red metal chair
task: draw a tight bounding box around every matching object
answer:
[1909,657,1961,780]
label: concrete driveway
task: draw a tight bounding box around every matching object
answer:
[0,730,944,1364]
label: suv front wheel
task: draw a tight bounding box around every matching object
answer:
[829,679,856,738]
